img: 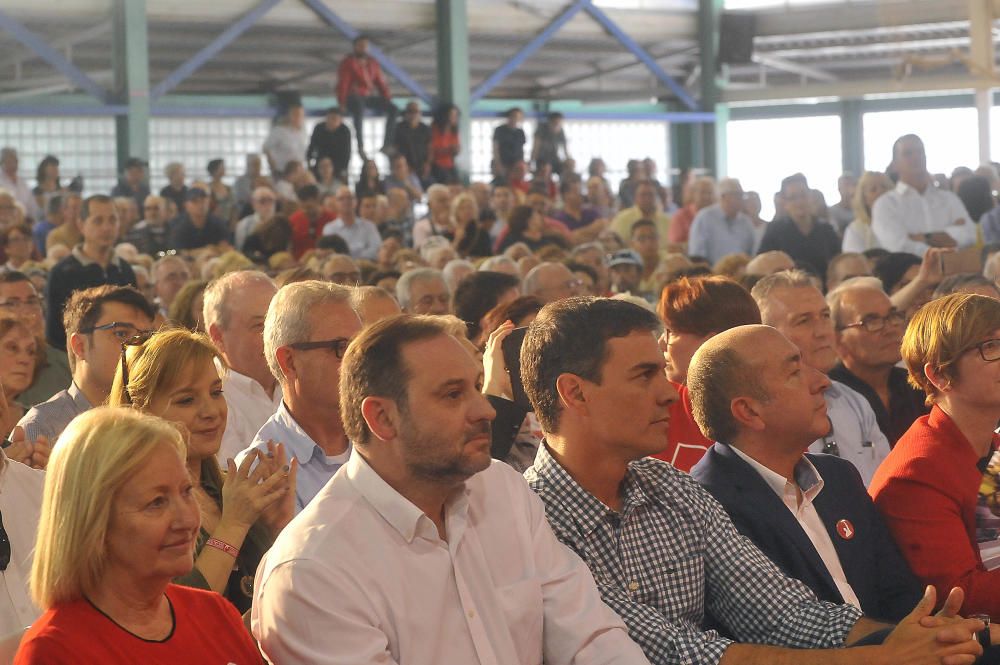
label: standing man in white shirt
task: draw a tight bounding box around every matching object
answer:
[236,280,361,512]
[0,148,40,221]
[203,270,281,464]
[872,134,976,255]
[263,103,309,178]
[252,315,650,665]
[0,451,44,642]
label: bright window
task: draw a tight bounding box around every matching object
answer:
[863,108,979,176]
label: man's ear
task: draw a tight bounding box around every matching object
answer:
[554,372,588,420]
[274,346,296,384]
[730,396,766,432]
[360,396,399,443]
[68,332,87,363]
[207,322,226,355]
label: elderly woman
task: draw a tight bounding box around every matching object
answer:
[871,293,1000,616]
[15,407,262,663]
[0,316,37,440]
[109,328,297,614]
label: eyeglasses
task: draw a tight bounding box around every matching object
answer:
[0,297,41,311]
[82,321,156,341]
[120,331,156,405]
[969,338,1000,362]
[288,337,350,359]
[838,309,906,333]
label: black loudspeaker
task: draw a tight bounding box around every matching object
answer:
[719,12,756,65]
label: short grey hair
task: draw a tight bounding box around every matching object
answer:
[264,280,354,382]
[479,256,517,273]
[442,259,475,291]
[570,242,607,265]
[396,268,446,311]
[750,269,815,324]
[152,255,188,283]
[984,252,1000,282]
[825,276,885,328]
[203,270,276,332]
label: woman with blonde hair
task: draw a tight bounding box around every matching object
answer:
[871,293,1000,617]
[843,171,893,253]
[15,407,262,663]
[451,192,490,257]
[109,328,296,615]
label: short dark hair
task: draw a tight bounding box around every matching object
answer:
[2,223,31,245]
[452,271,521,341]
[81,194,114,220]
[339,315,447,446]
[0,270,31,286]
[780,173,809,194]
[658,276,760,337]
[296,184,320,201]
[206,159,224,177]
[559,179,580,196]
[892,133,922,161]
[353,34,368,44]
[63,285,155,338]
[317,234,349,254]
[521,297,661,433]
[630,219,656,238]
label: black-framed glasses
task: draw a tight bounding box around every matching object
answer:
[120,331,156,405]
[83,321,156,342]
[838,309,906,333]
[288,337,350,359]
[969,338,1000,362]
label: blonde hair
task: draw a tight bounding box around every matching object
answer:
[851,171,894,226]
[902,293,1000,403]
[450,192,479,225]
[31,407,186,609]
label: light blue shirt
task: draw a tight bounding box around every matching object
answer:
[809,379,891,487]
[322,216,382,260]
[236,402,352,513]
[686,204,756,264]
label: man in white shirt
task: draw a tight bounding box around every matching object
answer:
[689,325,924,623]
[871,134,976,255]
[252,315,649,665]
[0,452,44,640]
[203,270,281,463]
[322,186,381,260]
[236,281,360,512]
[263,104,309,177]
[234,186,277,251]
[0,148,40,221]
[751,270,891,486]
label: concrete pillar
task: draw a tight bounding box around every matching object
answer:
[840,99,864,175]
[111,0,150,171]
[698,0,724,174]
[970,0,994,165]
[435,0,471,179]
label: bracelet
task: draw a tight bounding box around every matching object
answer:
[205,537,239,559]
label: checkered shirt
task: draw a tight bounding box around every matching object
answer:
[524,444,863,664]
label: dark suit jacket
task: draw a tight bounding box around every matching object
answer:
[690,443,921,622]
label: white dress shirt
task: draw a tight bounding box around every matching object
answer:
[809,380,891,487]
[731,448,861,609]
[0,457,44,638]
[252,454,649,665]
[322,217,381,260]
[217,361,282,465]
[871,180,975,255]
[263,125,309,174]
[0,172,40,221]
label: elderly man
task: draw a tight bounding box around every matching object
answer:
[689,325,924,623]
[412,184,452,249]
[0,147,40,220]
[123,194,170,256]
[758,173,841,277]
[752,271,891,485]
[235,186,278,251]
[746,250,795,277]
[826,253,873,292]
[320,254,361,286]
[252,315,649,664]
[236,281,361,512]
[396,267,450,314]
[151,255,191,318]
[688,178,756,264]
[20,285,154,446]
[351,286,401,327]
[611,181,670,242]
[872,134,976,255]
[522,262,581,304]
[203,271,282,463]
[322,187,381,261]
[522,297,985,664]
[828,278,928,446]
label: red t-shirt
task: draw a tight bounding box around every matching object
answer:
[15,584,262,665]
[288,209,334,259]
[430,125,459,169]
[652,382,712,472]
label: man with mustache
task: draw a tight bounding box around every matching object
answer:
[252,315,649,664]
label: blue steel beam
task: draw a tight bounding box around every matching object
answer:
[0,8,109,102]
[300,0,431,105]
[470,0,589,104]
[150,0,282,100]
[583,2,701,112]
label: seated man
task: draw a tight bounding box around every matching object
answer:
[522,297,985,663]
[752,270,891,485]
[688,324,921,622]
[396,268,450,315]
[18,285,155,446]
[252,315,649,664]
[236,281,361,512]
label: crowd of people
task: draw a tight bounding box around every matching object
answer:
[3,44,1000,661]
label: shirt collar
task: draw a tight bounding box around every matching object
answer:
[71,244,123,269]
[731,446,824,502]
[67,381,93,410]
[217,359,278,401]
[273,401,351,466]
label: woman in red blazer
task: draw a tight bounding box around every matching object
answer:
[870,292,1000,615]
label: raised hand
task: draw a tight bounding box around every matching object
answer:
[257,440,299,536]
[482,320,516,401]
[220,451,291,531]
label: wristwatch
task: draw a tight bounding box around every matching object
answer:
[971,614,991,650]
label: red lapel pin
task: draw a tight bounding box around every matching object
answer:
[836,519,855,540]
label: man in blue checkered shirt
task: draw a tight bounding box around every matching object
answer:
[521,297,984,665]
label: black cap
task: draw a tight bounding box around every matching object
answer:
[184,188,208,202]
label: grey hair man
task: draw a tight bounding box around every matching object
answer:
[396,267,450,315]
[442,259,475,293]
[203,270,281,463]
[523,262,581,304]
[236,280,362,512]
[752,270,891,485]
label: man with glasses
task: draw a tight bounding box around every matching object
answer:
[150,255,191,319]
[18,285,154,448]
[522,262,583,305]
[828,278,928,446]
[236,281,362,512]
[757,173,841,278]
[321,254,362,287]
[45,195,138,350]
[0,272,71,406]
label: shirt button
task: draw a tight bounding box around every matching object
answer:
[468,610,475,619]
[628,581,639,592]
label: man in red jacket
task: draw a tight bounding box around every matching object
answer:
[336,35,398,160]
